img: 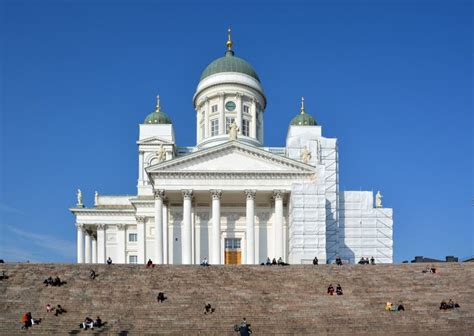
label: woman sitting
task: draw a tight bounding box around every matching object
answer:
[336,284,343,295]
[385,302,392,311]
[327,284,335,295]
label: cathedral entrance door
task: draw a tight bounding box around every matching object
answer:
[224,238,241,264]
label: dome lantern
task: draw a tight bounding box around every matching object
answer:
[143,95,172,125]
[290,97,317,126]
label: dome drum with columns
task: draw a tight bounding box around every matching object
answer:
[71,30,393,266]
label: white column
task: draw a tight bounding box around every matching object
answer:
[274,190,284,260]
[76,224,85,264]
[84,230,91,264]
[219,93,225,135]
[91,236,97,263]
[154,190,165,264]
[163,203,169,264]
[210,190,222,264]
[182,189,193,264]
[251,98,257,138]
[138,151,144,185]
[117,224,126,264]
[245,190,256,264]
[97,224,106,264]
[204,98,210,138]
[136,217,146,264]
[236,92,242,131]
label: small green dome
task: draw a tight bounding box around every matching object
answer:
[144,111,172,124]
[143,95,172,124]
[290,97,318,126]
[200,50,260,82]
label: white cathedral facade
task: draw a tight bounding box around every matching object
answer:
[71,31,393,265]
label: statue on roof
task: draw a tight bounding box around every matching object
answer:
[300,146,311,164]
[77,189,83,207]
[229,121,239,141]
[375,191,383,208]
[94,191,99,206]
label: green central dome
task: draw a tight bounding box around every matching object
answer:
[200,50,260,82]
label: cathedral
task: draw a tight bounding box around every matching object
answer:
[71,30,393,265]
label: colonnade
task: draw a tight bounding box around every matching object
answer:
[76,189,286,264]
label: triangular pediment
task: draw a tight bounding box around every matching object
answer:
[147,141,315,174]
[137,136,173,145]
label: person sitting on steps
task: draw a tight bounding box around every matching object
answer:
[46,304,53,313]
[204,303,215,314]
[385,302,392,311]
[328,284,335,295]
[201,257,209,266]
[336,284,343,295]
[0,270,8,280]
[235,317,252,336]
[272,258,277,265]
[54,305,66,316]
[335,256,342,266]
[157,292,167,303]
[266,257,271,265]
[107,257,112,265]
[313,257,318,265]
[90,269,96,279]
[146,259,155,268]
[22,312,40,329]
[397,302,405,311]
[370,256,375,265]
[80,316,94,329]
[94,316,103,328]
[43,276,53,286]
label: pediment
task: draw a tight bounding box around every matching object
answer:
[147,141,315,174]
[137,136,173,145]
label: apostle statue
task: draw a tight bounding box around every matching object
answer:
[375,191,383,208]
[77,189,83,207]
[229,121,239,141]
[300,146,311,164]
[156,144,166,163]
[94,191,99,206]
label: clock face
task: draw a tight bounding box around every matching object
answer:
[225,101,236,111]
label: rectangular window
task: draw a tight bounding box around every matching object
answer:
[242,119,250,136]
[225,117,235,134]
[243,105,250,113]
[211,105,218,113]
[128,233,137,242]
[211,119,219,136]
[129,255,138,264]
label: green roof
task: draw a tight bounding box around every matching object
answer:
[144,111,172,124]
[200,50,260,82]
[290,113,317,126]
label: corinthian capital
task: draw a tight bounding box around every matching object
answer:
[244,190,256,200]
[153,189,165,200]
[136,216,146,224]
[117,224,127,231]
[182,189,193,200]
[75,223,85,230]
[273,190,285,200]
[210,189,222,200]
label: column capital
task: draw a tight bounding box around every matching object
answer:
[182,189,194,200]
[244,190,256,200]
[273,190,286,200]
[153,189,165,200]
[117,224,127,231]
[75,223,85,230]
[136,216,147,224]
[210,189,222,200]
[235,92,242,98]
[218,92,225,98]
[97,224,106,230]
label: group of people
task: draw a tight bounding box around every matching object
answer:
[385,302,405,311]
[21,312,40,330]
[327,284,343,295]
[46,304,66,316]
[440,299,460,310]
[358,257,375,265]
[264,257,288,266]
[157,292,167,303]
[79,316,103,330]
[146,259,155,268]
[204,303,215,314]
[201,257,210,266]
[43,276,63,287]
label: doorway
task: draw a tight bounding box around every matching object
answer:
[224,238,241,264]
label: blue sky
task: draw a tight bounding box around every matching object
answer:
[0,0,472,263]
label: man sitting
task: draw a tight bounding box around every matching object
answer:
[0,271,8,280]
[43,276,53,286]
[440,300,448,310]
[146,259,155,268]
[313,257,318,265]
[204,303,215,314]
[90,269,96,279]
[272,258,277,265]
[335,257,342,266]
[157,292,167,303]
[80,317,94,330]
[201,257,209,266]
[94,316,103,328]
[52,276,62,287]
[385,302,392,311]
[46,304,53,313]
[107,257,112,265]
[358,257,365,265]
[54,305,66,316]
[336,284,343,295]
[266,257,271,265]
[397,302,405,311]
[370,257,375,265]
[327,284,335,295]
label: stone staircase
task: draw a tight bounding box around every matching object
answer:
[0,263,472,335]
